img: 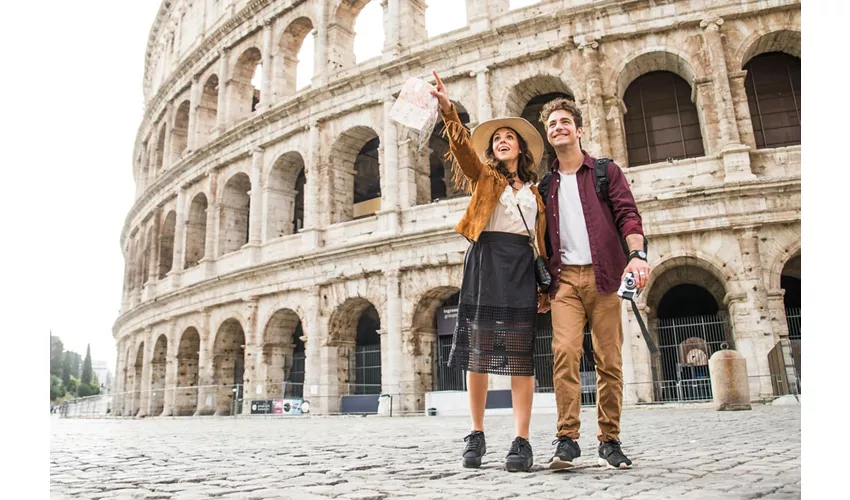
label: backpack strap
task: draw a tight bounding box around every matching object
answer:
[538,171,553,204]
[594,158,611,203]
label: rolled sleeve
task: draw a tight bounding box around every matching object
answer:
[606,161,644,238]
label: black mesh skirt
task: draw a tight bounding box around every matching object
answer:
[448,231,537,376]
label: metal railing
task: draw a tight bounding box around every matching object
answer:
[534,323,597,406]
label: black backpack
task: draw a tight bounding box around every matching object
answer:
[539,158,644,257]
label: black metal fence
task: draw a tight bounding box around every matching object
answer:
[352,344,382,395]
[534,321,597,406]
[435,335,465,391]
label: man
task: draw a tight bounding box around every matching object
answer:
[537,98,650,470]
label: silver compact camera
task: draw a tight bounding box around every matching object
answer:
[617,272,641,301]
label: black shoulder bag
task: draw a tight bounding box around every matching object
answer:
[518,204,551,293]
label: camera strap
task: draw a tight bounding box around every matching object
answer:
[628,298,658,354]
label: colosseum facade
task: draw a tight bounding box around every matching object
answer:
[113,0,801,417]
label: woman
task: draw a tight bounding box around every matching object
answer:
[430,70,548,472]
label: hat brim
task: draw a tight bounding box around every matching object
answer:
[470,117,545,169]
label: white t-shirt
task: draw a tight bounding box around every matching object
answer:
[558,172,593,265]
[483,183,537,235]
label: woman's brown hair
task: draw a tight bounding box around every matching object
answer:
[484,128,539,185]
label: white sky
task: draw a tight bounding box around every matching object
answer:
[19,0,540,374]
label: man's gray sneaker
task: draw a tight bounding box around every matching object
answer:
[549,436,581,469]
[598,439,633,469]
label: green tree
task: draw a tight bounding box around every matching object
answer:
[50,375,65,401]
[67,376,79,395]
[61,353,72,387]
[77,384,92,397]
[81,344,93,385]
[50,334,64,378]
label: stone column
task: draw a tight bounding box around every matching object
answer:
[380,97,401,233]
[381,0,401,59]
[725,226,775,401]
[300,123,323,249]
[161,322,179,416]
[383,269,403,412]
[261,19,274,110]
[311,0,329,87]
[199,171,218,276]
[138,330,154,417]
[728,70,758,150]
[241,299,261,414]
[168,188,187,287]
[216,49,230,132]
[700,17,754,182]
[466,0,509,32]
[603,96,628,167]
[245,148,264,263]
[187,75,201,152]
[623,301,655,404]
[144,209,162,299]
[302,286,323,411]
[111,340,125,415]
[576,36,611,157]
[399,0,427,47]
[195,310,215,416]
[474,67,493,123]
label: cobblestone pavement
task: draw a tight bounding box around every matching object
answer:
[51,404,801,500]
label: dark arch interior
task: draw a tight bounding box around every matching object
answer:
[657,284,719,319]
[354,137,381,204]
[429,109,471,202]
[781,276,801,309]
[356,304,381,346]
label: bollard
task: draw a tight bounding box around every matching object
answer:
[708,344,752,411]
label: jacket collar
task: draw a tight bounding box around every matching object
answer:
[549,149,593,173]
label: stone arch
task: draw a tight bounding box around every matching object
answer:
[738,29,801,69]
[211,318,246,415]
[767,240,802,291]
[328,0,381,71]
[197,74,219,145]
[170,100,190,163]
[230,47,263,122]
[644,256,734,402]
[277,17,315,96]
[608,48,702,101]
[427,101,472,203]
[150,334,168,416]
[411,286,461,394]
[175,326,200,416]
[330,126,380,223]
[218,172,251,256]
[158,210,176,279]
[266,151,306,239]
[328,297,382,395]
[185,193,208,268]
[261,308,304,398]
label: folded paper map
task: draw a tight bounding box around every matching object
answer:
[389,77,440,150]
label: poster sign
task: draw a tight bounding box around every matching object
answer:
[437,305,458,336]
[250,399,273,414]
[273,398,303,415]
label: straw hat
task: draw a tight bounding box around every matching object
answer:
[470,116,545,168]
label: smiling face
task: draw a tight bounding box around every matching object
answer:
[491,127,521,163]
[546,109,583,150]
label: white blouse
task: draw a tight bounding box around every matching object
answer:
[483,183,538,236]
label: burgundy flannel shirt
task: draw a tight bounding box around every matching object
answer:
[544,151,644,297]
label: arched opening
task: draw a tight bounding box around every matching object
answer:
[171,100,190,163]
[423,290,462,391]
[522,91,574,178]
[781,253,801,386]
[331,127,380,222]
[138,142,149,188]
[428,103,471,202]
[132,343,144,415]
[354,304,382,394]
[231,47,263,122]
[218,173,251,256]
[212,319,246,415]
[647,264,731,403]
[122,346,132,415]
[329,298,382,396]
[154,124,166,175]
[266,152,305,239]
[197,74,219,144]
[150,335,168,416]
[329,0,383,72]
[744,52,801,149]
[287,325,306,398]
[175,327,200,416]
[262,309,304,398]
[623,71,705,167]
[158,211,176,279]
[142,227,154,285]
[278,17,315,96]
[184,193,207,268]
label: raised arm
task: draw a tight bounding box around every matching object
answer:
[430,70,484,192]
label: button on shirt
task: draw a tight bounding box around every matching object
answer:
[558,172,593,265]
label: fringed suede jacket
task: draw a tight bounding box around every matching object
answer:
[439,105,548,260]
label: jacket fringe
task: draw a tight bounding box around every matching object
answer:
[441,119,504,194]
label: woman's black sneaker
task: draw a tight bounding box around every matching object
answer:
[598,439,633,469]
[462,431,486,468]
[549,437,581,469]
[505,436,534,472]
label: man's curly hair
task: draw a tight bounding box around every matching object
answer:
[539,98,583,128]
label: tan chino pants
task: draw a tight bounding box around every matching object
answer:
[551,264,624,442]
